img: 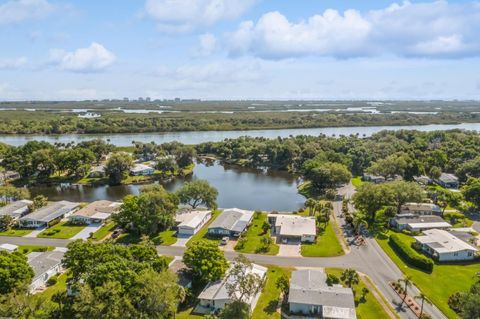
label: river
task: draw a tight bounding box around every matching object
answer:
[29,161,306,212]
[1,123,480,146]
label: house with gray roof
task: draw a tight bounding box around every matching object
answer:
[288,269,357,319]
[20,201,80,228]
[0,199,32,220]
[400,202,441,216]
[268,214,317,243]
[28,250,64,292]
[391,214,451,232]
[208,208,254,237]
[414,229,478,262]
[435,173,459,189]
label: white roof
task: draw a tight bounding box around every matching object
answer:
[415,229,478,254]
[0,243,18,252]
[131,163,153,172]
[408,222,451,229]
[176,210,211,229]
[269,214,317,237]
[209,208,254,232]
[402,203,440,211]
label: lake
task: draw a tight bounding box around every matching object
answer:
[29,161,306,212]
[1,123,480,146]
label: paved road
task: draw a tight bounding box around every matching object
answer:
[0,184,447,319]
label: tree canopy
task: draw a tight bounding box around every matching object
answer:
[0,251,34,294]
[183,240,228,285]
[176,180,218,209]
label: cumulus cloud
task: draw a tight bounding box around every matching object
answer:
[0,0,54,25]
[196,33,217,56]
[227,1,480,59]
[49,42,116,72]
[0,57,28,69]
[143,0,256,33]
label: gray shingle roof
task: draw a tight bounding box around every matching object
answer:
[20,201,79,223]
[208,208,253,232]
[27,250,64,280]
[0,200,32,218]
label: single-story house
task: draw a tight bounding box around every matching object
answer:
[268,214,317,243]
[391,214,451,232]
[175,210,212,236]
[208,208,254,237]
[130,163,155,176]
[19,201,80,228]
[289,269,357,319]
[414,229,478,262]
[0,243,18,252]
[28,250,64,292]
[68,200,120,225]
[400,203,441,216]
[0,199,33,220]
[197,262,267,312]
[362,173,385,184]
[435,173,459,189]
[88,165,106,178]
[414,175,432,185]
[0,170,21,184]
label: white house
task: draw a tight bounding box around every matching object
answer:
[19,201,80,228]
[414,229,478,262]
[175,210,212,236]
[400,203,442,216]
[391,214,451,232]
[268,214,317,243]
[0,243,18,252]
[197,262,267,312]
[0,199,33,220]
[69,200,120,225]
[130,163,155,176]
[208,208,254,237]
[28,250,64,292]
[288,269,357,319]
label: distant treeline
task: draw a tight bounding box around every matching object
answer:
[0,110,479,134]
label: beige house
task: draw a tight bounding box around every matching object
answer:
[268,214,317,243]
[175,210,212,236]
[69,200,120,225]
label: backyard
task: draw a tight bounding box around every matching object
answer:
[252,266,292,319]
[235,213,279,255]
[38,222,86,239]
[301,222,344,257]
[376,231,480,319]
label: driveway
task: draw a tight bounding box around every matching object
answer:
[172,236,191,247]
[24,226,46,238]
[277,243,301,257]
[71,223,103,240]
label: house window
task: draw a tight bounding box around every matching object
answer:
[468,252,473,256]
[454,252,458,256]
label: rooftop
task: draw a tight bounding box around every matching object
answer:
[20,201,79,223]
[401,202,440,211]
[27,250,64,280]
[176,210,211,229]
[269,214,316,237]
[415,229,478,254]
[438,173,459,183]
[394,215,451,228]
[208,208,254,232]
[131,163,153,172]
[0,199,32,217]
[71,200,120,219]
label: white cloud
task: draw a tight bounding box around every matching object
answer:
[228,1,480,59]
[49,42,116,72]
[196,33,217,56]
[143,0,256,33]
[0,0,54,25]
[0,57,28,69]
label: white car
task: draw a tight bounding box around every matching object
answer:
[220,237,229,245]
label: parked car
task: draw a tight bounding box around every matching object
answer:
[220,237,229,245]
[281,238,288,244]
[111,229,122,239]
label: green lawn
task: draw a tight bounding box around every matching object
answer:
[91,221,117,241]
[186,209,222,247]
[351,176,365,188]
[152,229,177,246]
[18,245,54,254]
[36,272,68,301]
[252,266,292,319]
[235,213,279,255]
[376,232,480,319]
[0,228,33,237]
[301,222,344,257]
[326,268,396,319]
[38,222,86,239]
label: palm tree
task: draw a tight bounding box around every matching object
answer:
[341,269,359,288]
[414,293,432,318]
[352,213,369,235]
[305,198,317,216]
[398,275,413,303]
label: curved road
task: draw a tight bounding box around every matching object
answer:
[0,183,447,319]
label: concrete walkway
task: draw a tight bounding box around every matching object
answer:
[172,236,190,247]
[23,226,46,238]
[71,223,103,240]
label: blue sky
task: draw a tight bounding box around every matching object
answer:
[0,0,479,100]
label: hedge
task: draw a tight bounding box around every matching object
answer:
[389,234,434,272]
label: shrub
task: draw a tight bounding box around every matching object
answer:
[33,246,48,252]
[389,234,434,272]
[448,292,464,314]
[326,274,340,286]
[46,275,58,286]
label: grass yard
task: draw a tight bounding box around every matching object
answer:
[235,213,279,255]
[18,245,54,254]
[152,229,177,246]
[91,221,116,241]
[252,266,292,319]
[351,176,365,188]
[36,272,68,301]
[326,268,396,319]
[38,221,86,239]
[186,209,222,247]
[301,222,344,257]
[0,228,33,237]
[376,232,480,319]
[175,309,203,319]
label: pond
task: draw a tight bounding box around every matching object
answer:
[29,161,306,212]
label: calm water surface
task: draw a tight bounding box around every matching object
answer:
[29,162,305,212]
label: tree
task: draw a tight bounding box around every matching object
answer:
[352,212,369,235]
[366,154,408,179]
[341,269,359,288]
[414,293,432,318]
[176,180,218,209]
[0,251,34,294]
[156,156,178,175]
[429,166,442,180]
[261,220,271,235]
[219,300,250,319]
[353,183,393,222]
[225,255,264,305]
[389,181,424,214]
[360,287,369,303]
[398,276,413,304]
[0,215,14,231]
[183,240,228,285]
[462,177,480,208]
[174,146,196,168]
[276,275,290,298]
[303,161,352,192]
[32,195,48,210]
[0,186,30,204]
[105,153,133,185]
[0,289,54,319]
[431,188,462,216]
